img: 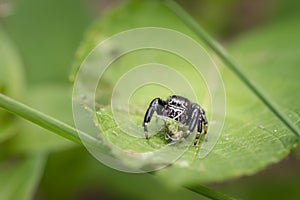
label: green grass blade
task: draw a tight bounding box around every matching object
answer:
[0,93,82,144]
[165,0,300,139]
[184,184,236,200]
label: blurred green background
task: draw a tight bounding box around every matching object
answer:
[0,0,299,199]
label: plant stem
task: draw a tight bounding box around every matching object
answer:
[185,184,236,200]
[165,0,300,139]
[0,93,82,144]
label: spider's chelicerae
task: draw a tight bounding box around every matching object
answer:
[143,95,208,146]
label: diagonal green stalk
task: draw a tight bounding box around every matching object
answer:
[0,93,102,148]
[165,0,300,139]
[0,93,83,144]
[184,184,236,200]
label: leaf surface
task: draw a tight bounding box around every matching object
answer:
[73,0,299,184]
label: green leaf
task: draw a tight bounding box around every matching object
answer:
[73,0,298,185]
[0,154,46,200]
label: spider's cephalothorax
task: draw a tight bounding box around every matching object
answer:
[143,95,208,146]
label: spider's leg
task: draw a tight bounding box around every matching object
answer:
[194,116,203,146]
[202,112,208,142]
[183,103,200,139]
[195,107,208,145]
[143,98,165,139]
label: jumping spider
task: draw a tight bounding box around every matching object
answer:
[143,95,208,146]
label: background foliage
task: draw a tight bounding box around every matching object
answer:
[0,0,299,199]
